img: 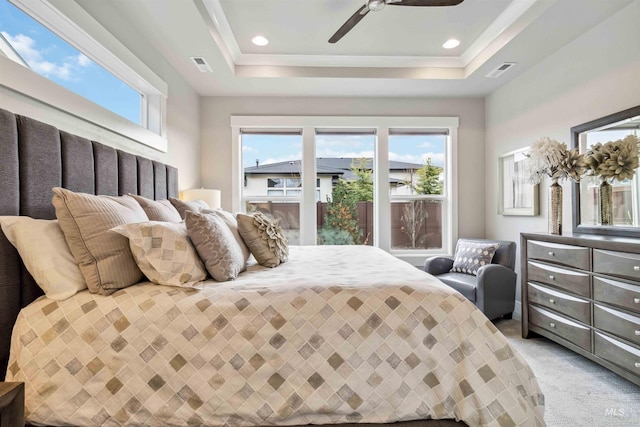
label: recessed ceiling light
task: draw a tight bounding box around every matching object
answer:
[443,39,460,49]
[251,35,269,46]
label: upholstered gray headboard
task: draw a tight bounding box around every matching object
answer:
[0,108,178,380]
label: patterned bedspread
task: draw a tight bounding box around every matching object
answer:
[7,245,545,426]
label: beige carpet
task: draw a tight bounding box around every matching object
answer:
[495,319,640,426]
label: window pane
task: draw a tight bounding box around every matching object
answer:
[390,200,443,249]
[242,133,302,244]
[0,0,141,124]
[286,178,302,188]
[316,134,375,245]
[268,178,284,188]
[389,134,446,251]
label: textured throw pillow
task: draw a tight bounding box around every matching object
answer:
[236,211,288,268]
[450,240,500,276]
[52,187,149,295]
[202,209,251,263]
[0,216,87,300]
[129,194,182,222]
[169,198,209,220]
[185,211,245,281]
[112,221,207,287]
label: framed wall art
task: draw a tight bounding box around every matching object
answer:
[498,147,539,216]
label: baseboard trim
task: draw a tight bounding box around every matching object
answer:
[513,301,522,320]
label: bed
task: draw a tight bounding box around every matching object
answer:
[0,108,545,426]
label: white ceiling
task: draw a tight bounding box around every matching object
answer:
[80,0,633,98]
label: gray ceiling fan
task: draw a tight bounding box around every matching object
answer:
[329,0,465,44]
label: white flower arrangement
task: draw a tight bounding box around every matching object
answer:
[525,137,586,184]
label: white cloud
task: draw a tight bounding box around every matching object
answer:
[316,147,374,158]
[261,153,302,165]
[242,145,256,152]
[2,31,82,81]
[316,134,371,149]
[389,151,445,167]
[76,53,91,67]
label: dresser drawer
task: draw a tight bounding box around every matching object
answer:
[527,261,590,297]
[594,304,640,346]
[527,240,589,270]
[593,249,640,281]
[594,332,640,376]
[529,305,591,350]
[528,283,590,324]
[593,276,640,314]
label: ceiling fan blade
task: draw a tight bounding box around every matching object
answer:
[387,0,464,6]
[329,5,370,44]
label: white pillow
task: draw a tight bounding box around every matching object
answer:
[0,216,87,300]
[112,221,207,288]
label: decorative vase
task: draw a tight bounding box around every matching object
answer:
[548,178,562,235]
[599,179,613,226]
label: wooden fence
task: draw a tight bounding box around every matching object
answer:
[246,200,442,249]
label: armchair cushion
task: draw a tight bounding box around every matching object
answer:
[450,239,500,276]
[424,256,454,276]
[433,272,477,302]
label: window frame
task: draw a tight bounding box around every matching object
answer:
[2,0,168,151]
[231,116,459,264]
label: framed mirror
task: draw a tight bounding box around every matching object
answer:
[571,105,640,237]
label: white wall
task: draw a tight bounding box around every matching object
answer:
[0,1,201,192]
[485,0,640,316]
[201,96,486,241]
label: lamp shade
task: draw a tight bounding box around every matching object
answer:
[182,188,221,210]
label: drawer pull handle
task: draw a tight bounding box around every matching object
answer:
[548,251,554,256]
[635,266,640,272]
[549,299,555,304]
[635,298,640,304]
[635,330,640,336]
[550,322,556,328]
[549,275,555,280]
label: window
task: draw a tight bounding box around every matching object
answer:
[388,132,447,251]
[0,0,167,150]
[241,132,302,244]
[316,132,375,246]
[232,116,458,263]
[0,0,141,124]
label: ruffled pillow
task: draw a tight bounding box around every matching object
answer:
[236,211,288,268]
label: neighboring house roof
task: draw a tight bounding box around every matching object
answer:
[245,157,423,175]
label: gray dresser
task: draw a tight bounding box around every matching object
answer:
[521,232,640,386]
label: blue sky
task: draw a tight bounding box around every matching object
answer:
[0,0,140,124]
[242,134,446,169]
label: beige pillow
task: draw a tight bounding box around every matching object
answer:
[0,216,86,300]
[185,211,245,281]
[52,187,149,295]
[129,194,182,222]
[236,211,288,268]
[202,209,251,263]
[169,198,209,220]
[112,221,206,288]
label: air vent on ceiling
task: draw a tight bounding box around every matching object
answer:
[190,56,213,73]
[486,62,516,78]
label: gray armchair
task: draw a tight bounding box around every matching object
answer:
[424,239,517,320]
